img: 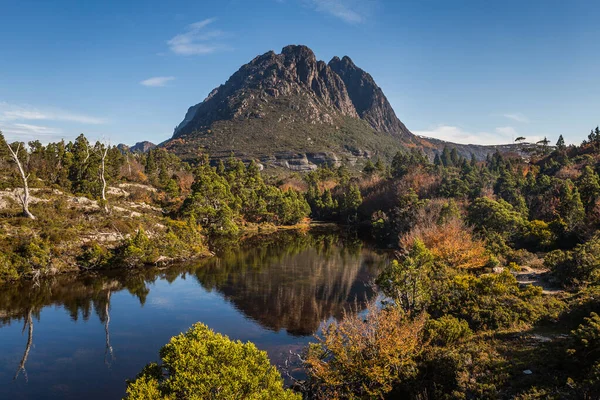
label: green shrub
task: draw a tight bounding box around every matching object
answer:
[124,323,300,400]
[431,271,562,331]
[117,229,159,267]
[0,252,19,284]
[425,315,473,346]
[545,236,600,287]
[78,241,112,269]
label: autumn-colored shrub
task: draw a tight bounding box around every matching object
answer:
[400,218,490,270]
[303,303,426,399]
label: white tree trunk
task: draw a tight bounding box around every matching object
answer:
[100,145,109,213]
[104,291,115,365]
[14,309,33,381]
[6,142,35,219]
[126,154,132,177]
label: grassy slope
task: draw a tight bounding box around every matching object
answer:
[163,95,408,163]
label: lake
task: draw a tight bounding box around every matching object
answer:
[0,229,387,399]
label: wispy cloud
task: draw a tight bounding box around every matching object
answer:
[140,76,175,87]
[12,123,63,135]
[1,123,65,142]
[167,18,228,55]
[0,102,106,142]
[503,113,529,123]
[0,102,105,125]
[309,0,366,23]
[413,124,544,145]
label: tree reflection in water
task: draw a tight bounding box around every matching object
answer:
[0,230,387,381]
[13,309,33,382]
[195,232,384,335]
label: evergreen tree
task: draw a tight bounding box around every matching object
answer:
[441,147,452,167]
[556,135,566,150]
[450,148,459,166]
[180,165,239,235]
[470,154,477,168]
[363,159,376,174]
[578,166,600,211]
[341,183,362,222]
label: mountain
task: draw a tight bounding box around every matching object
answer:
[118,141,156,153]
[162,45,513,169]
[130,141,156,153]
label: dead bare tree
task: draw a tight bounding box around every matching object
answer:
[94,140,110,213]
[99,144,109,213]
[1,132,35,219]
[14,309,34,381]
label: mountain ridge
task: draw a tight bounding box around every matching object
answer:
[163,45,517,168]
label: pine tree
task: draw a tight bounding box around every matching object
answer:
[578,166,600,211]
[450,148,459,166]
[441,147,452,167]
[363,159,376,174]
[556,135,566,150]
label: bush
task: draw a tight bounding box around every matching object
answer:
[545,236,600,287]
[0,252,19,284]
[431,271,562,331]
[303,304,426,399]
[117,229,159,267]
[78,241,112,269]
[425,315,473,346]
[124,323,300,400]
[468,197,527,243]
[400,218,490,271]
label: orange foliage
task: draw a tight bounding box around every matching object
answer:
[556,165,581,180]
[280,177,308,192]
[396,167,440,198]
[304,303,426,399]
[175,170,195,195]
[400,218,489,270]
[317,179,338,192]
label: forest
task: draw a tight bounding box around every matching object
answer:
[3,128,600,398]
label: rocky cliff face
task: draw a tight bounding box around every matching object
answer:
[130,141,156,153]
[173,45,358,137]
[117,141,156,153]
[328,55,413,140]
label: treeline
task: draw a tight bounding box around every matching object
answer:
[0,132,310,283]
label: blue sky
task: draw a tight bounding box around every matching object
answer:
[0,0,598,146]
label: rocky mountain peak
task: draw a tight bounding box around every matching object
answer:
[172,45,358,138]
[117,141,156,154]
[328,54,412,139]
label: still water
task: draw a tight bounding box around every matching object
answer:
[0,230,386,399]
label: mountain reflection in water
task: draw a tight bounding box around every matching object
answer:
[0,230,386,400]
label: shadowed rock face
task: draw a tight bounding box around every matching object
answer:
[328,55,412,140]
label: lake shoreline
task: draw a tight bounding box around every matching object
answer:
[0,219,339,287]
